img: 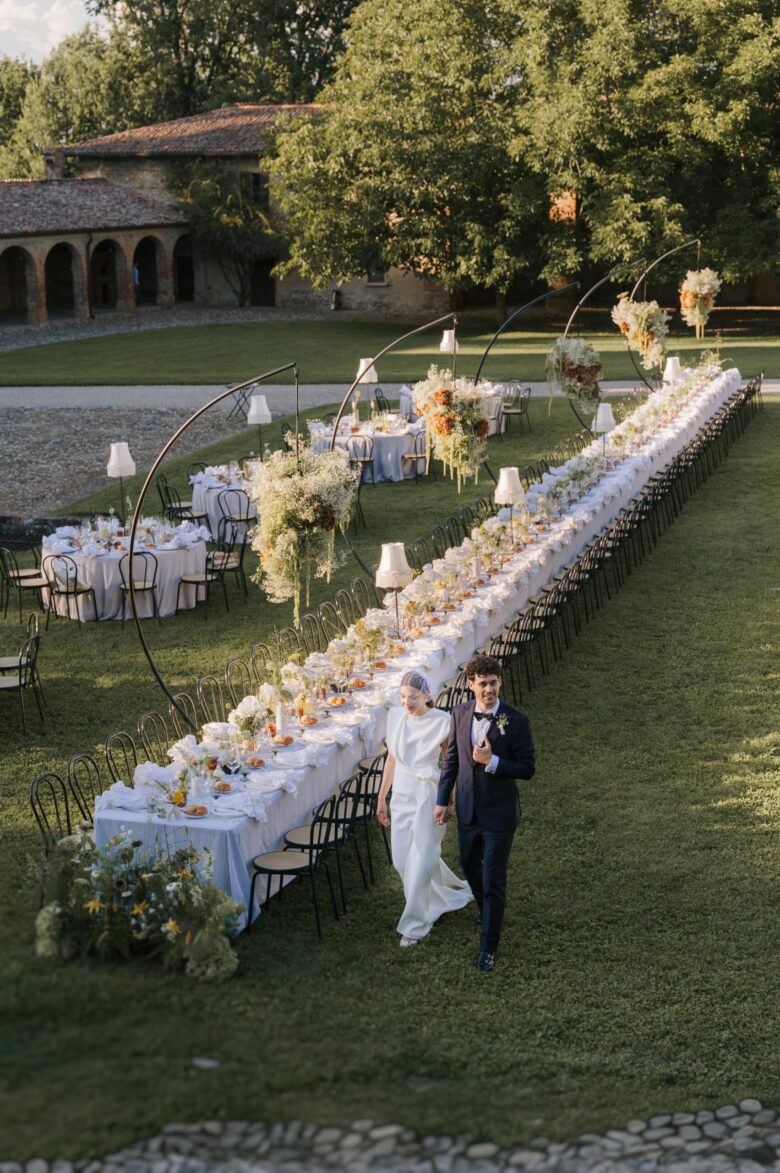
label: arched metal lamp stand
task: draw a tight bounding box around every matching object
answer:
[328,312,459,586]
[127,362,300,728]
[472,283,580,478]
[561,261,644,429]
[623,238,701,393]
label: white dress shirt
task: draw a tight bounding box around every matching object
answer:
[471,702,499,774]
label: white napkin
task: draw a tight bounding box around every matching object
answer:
[302,725,353,747]
[212,790,268,820]
[55,526,79,538]
[245,770,300,795]
[44,539,73,555]
[95,781,149,813]
[81,540,102,556]
[134,761,180,788]
[202,721,238,741]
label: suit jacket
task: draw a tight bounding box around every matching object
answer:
[436,699,535,833]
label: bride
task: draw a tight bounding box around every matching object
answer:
[377,670,472,946]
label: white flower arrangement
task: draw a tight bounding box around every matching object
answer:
[227,695,267,736]
[611,293,670,370]
[545,336,602,407]
[411,366,490,491]
[246,446,358,624]
[680,268,721,338]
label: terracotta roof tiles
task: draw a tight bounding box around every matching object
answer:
[64,103,320,158]
[0,178,187,238]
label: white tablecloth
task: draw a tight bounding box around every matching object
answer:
[95,367,742,921]
[42,542,207,621]
[310,425,425,482]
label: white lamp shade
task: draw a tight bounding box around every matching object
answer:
[247,394,272,425]
[106,441,135,478]
[494,466,526,505]
[663,355,682,384]
[375,542,414,589]
[357,358,378,384]
[594,403,616,434]
[439,329,459,354]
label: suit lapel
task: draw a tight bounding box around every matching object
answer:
[461,700,476,765]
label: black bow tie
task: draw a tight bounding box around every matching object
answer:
[474,710,495,720]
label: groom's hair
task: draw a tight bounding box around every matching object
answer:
[465,655,502,681]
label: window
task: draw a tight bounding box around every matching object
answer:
[366,269,388,286]
[240,171,270,212]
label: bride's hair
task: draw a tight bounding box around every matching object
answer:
[400,670,434,708]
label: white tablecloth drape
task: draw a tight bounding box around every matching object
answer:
[310,424,426,483]
[190,480,255,540]
[95,368,741,921]
[41,542,207,621]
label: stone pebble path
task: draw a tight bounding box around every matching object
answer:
[5,1101,780,1173]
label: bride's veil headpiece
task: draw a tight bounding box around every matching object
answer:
[400,669,432,698]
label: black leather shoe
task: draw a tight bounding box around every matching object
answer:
[475,950,495,972]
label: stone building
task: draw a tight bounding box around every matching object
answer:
[0,104,447,326]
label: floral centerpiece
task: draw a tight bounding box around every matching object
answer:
[35,830,242,981]
[679,269,721,338]
[611,293,670,371]
[246,446,358,624]
[545,336,602,408]
[227,683,279,740]
[412,366,489,491]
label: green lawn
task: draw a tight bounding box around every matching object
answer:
[2,396,779,1158]
[0,317,776,385]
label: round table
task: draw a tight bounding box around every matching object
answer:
[190,479,256,539]
[310,425,425,482]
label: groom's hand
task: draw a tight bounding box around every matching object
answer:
[433,804,450,825]
[472,737,492,766]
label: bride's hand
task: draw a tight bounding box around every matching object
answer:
[377,800,390,827]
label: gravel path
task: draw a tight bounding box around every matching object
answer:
[4,1100,780,1172]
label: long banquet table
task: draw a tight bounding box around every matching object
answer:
[95,366,742,925]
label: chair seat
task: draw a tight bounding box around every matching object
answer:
[50,584,91,594]
[121,580,156,591]
[285,824,344,848]
[208,554,239,570]
[252,848,317,871]
[180,571,219,584]
[0,675,24,689]
[0,655,28,669]
[12,567,41,579]
[14,575,48,589]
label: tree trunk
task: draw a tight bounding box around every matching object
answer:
[494,287,507,323]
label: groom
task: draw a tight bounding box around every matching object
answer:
[434,655,535,972]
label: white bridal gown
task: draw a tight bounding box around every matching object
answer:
[386,706,473,940]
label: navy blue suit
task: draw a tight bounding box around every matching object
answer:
[437,699,535,952]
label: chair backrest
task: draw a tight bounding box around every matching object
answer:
[26,612,40,639]
[318,600,345,641]
[250,641,275,679]
[276,626,302,659]
[67,753,104,823]
[188,461,206,477]
[42,554,81,593]
[335,588,356,628]
[29,772,71,853]
[350,577,373,617]
[155,473,169,510]
[443,516,460,550]
[137,709,172,763]
[346,435,374,461]
[375,388,390,412]
[457,506,475,537]
[163,483,185,512]
[104,730,140,783]
[430,524,447,559]
[404,543,422,574]
[405,430,427,459]
[299,611,326,655]
[16,635,38,687]
[118,551,158,590]
[225,657,255,705]
[217,489,253,523]
[197,674,227,724]
[412,536,432,568]
[168,691,198,738]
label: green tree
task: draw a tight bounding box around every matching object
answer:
[268,0,548,314]
[0,56,37,149]
[177,161,283,305]
[513,0,780,283]
[0,28,145,179]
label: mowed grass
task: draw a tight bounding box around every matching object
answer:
[0,316,777,385]
[1,395,780,1158]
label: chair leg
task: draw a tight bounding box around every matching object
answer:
[322,858,340,920]
[18,686,27,735]
[351,832,369,890]
[309,869,323,940]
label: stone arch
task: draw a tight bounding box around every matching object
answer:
[133,235,163,306]
[0,245,37,324]
[90,237,125,311]
[173,233,194,302]
[44,241,82,318]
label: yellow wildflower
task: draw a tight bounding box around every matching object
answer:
[164,918,181,936]
[84,897,103,914]
[131,902,148,917]
[180,869,192,880]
